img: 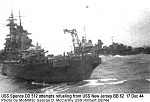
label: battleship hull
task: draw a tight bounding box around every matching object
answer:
[1,58,101,83]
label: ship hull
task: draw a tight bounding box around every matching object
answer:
[1,58,101,83]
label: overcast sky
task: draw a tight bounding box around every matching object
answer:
[0,0,150,54]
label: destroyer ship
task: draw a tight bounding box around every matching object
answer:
[0,11,101,83]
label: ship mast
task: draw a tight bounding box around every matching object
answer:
[6,10,17,42]
[19,11,22,26]
[111,36,114,44]
[84,26,87,42]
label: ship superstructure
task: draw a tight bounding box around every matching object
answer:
[64,29,94,54]
[5,11,32,51]
[0,11,101,83]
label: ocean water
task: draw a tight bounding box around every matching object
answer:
[0,54,150,93]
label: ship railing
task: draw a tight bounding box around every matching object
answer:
[17,57,49,65]
[46,52,99,62]
[3,59,21,64]
[66,53,94,60]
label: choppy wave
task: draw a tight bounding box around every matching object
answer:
[37,78,128,93]
[84,79,127,87]
[0,54,150,93]
[146,79,150,81]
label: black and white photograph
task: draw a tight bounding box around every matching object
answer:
[0,0,150,101]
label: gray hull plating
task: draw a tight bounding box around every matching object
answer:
[2,58,101,83]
